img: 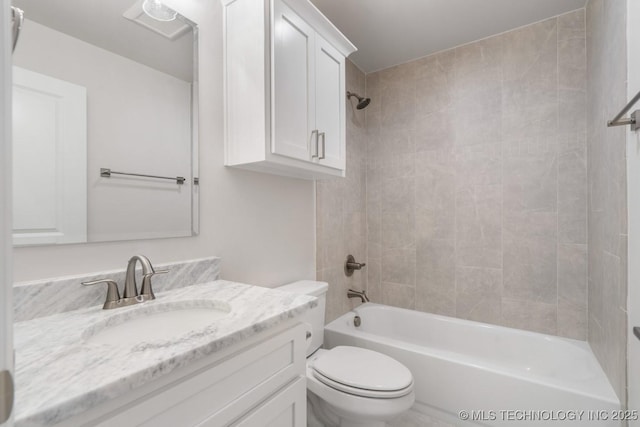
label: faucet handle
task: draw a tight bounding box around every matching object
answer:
[82,279,121,310]
[140,269,169,301]
[345,255,366,276]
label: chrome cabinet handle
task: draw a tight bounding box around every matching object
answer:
[11,7,23,53]
[311,130,319,158]
[82,279,121,310]
[319,132,326,160]
[634,326,640,341]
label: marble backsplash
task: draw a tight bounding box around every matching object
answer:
[14,257,221,322]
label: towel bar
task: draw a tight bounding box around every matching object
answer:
[608,90,640,130]
[100,168,185,185]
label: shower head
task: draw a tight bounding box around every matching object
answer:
[347,91,371,110]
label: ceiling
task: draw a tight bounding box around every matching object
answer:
[310,0,587,73]
[13,0,194,81]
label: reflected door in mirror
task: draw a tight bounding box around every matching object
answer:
[12,67,87,245]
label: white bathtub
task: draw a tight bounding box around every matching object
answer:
[324,304,621,426]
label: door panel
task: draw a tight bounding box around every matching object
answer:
[1,1,14,425]
[272,0,315,162]
[314,35,344,170]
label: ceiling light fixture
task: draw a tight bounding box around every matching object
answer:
[142,0,177,22]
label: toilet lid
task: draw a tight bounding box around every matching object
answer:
[312,346,413,395]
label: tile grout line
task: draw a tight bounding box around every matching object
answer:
[364,73,369,298]
[413,65,418,310]
[453,48,459,318]
[556,15,560,336]
[583,7,589,343]
[499,33,504,325]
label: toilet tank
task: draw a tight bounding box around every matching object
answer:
[277,280,328,356]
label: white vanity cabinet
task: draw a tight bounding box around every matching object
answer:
[56,323,307,427]
[223,0,356,179]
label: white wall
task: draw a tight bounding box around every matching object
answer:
[627,0,640,417]
[12,0,316,287]
[14,19,193,242]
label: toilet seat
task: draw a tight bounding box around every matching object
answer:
[312,370,413,398]
[310,346,413,399]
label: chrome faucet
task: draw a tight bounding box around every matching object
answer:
[82,255,168,309]
[347,289,370,303]
[124,255,169,303]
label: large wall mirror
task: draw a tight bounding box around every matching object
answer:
[11,0,199,246]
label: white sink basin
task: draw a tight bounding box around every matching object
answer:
[83,300,231,347]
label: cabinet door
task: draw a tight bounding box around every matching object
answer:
[272,0,315,162]
[314,35,345,170]
[231,378,306,427]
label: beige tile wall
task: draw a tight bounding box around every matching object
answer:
[586,0,628,404]
[317,60,368,323]
[317,2,627,406]
[364,10,589,339]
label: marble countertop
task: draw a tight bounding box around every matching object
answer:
[14,280,316,427]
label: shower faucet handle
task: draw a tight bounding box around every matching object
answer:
[345,254,366,276]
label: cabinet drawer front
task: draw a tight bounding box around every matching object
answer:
[227,378,306,427]
[93,324,306,427]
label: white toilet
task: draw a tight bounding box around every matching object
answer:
[278,281,415,427]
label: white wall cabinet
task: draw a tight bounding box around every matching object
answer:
[223,0,356,180]
[56,323,307,427]
[313,36,344,170]
[271,0,315,164]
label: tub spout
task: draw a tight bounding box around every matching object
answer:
[347,289,370,303]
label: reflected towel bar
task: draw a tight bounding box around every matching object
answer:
[607,90,640,130]
[100,168,185,185]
